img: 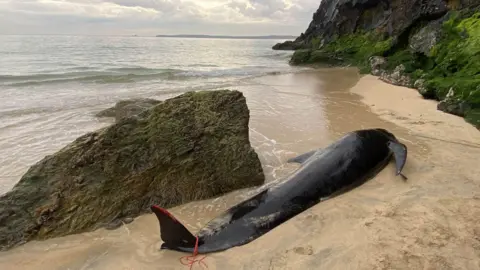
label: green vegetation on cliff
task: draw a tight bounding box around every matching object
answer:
[290,11,480,128]
[411,12,479,127]
[290,32,393,72]
[423,13,479,95]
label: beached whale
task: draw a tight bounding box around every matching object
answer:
[151,128,408,254]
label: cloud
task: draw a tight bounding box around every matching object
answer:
[0,0,320,35]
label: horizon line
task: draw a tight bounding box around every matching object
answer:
[0,33,299,38]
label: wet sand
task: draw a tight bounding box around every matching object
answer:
[1,70,479,269]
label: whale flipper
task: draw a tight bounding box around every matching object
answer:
[387,141,408,180]
[151,205,197,250]
[287,150,319,164]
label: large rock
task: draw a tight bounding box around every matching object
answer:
[272,40,305,50]
[96,98,161,122]
[279,0,449,50]
[273,33,308,50]
[409,16,446,56]
[0,90,265,251]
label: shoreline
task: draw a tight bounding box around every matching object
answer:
[350,74,480,144]
[1,69,479,269]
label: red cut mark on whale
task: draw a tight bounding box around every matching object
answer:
[152,205,178,223]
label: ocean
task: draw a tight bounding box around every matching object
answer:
[0,35,304,194]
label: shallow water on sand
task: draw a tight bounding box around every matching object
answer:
[0,68,431,270]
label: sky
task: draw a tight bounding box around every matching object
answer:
[0,0,320,36]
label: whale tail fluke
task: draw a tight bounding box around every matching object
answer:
[387,141,408,180]
[151,205,197,250]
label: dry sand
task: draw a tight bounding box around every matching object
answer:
[346,75,480,269]
[0,71,479,270]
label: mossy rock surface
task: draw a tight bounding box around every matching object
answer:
[392,11,479,127]
[389,11,480,128]
[290,32,393,71]
[0,90,265,251]
[277,0,450,51]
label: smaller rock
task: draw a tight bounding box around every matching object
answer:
[437,99,468,117]
[437,100,470,117]
[96,98,161,122]
[380,64,412,87]
[437,88,471,117]
[413,79,426,90]
[369,56,387,76]
[393,64,405,74]
[414,79,435,98]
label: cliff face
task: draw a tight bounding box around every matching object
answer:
[275,0,478,50]
[303,0,447,46]
[278,0,480,129]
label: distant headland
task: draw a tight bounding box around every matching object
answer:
[155,34,297,40]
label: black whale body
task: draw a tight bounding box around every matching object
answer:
[151,128,408,254]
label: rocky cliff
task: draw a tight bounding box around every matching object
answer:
[0,90,265,251]
[275,0,480,129]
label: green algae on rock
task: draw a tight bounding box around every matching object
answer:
[380,11,480,128]
[395,11,480,127]
[0,90,265,251]
[275,0,449,52]
[290,32,393,75]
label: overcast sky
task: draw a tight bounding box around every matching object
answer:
[0,0,320,36]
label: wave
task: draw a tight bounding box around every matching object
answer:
[0,66,292,87]
[176,66,279,78]
[0,67,179,85]
[0,81,238,123]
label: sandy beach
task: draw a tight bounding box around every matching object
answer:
[0,70,479,270]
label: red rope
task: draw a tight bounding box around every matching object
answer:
[179,236,208,270]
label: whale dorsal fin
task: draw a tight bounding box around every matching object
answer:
[287,149,319,164]
[151,205,197,250]
[387,141,408,180]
